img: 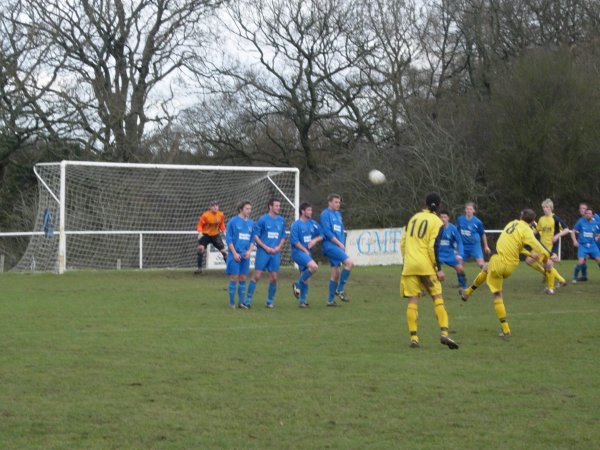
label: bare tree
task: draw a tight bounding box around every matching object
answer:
[194,0,369,171]
[353,0,424,145]
[1,1,72,168]
[419,0,600,100]
[2,0,224,162]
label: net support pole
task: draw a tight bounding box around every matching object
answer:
[558,238,561,260]
[139,233,143,269]
[58,161,67,274]
[294,169,300,220]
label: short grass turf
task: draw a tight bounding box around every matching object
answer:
[1,261,599,449]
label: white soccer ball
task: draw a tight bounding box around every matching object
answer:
[368,169,386,185]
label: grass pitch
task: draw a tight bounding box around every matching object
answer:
[1,261,599,449]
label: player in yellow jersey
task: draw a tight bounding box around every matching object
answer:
[537,199,570,254]
[462,209,556,338]
[464,199,567,297]
[400,192,459,350]
[525,198,570,293]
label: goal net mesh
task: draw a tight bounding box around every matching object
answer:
[13,162,298,272]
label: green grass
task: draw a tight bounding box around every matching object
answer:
[1,261,599,449]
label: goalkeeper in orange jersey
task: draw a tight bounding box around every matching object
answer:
[462,208,557,338]
[400,192,459,350]
[195,201,227,274]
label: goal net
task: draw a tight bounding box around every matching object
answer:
[13,161,299,273]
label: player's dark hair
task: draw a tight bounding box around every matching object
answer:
[327,193,341,202]
[237,200,251,212]
[520,208,536,223]
[425,192,441,212]
[268,198,281,209]
[299,202,312,214]
[439,209,450,216]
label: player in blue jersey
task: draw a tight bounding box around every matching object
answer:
[571,207,600,283]
[456,202,491,268]
[225,200,255,309]
[456,202,492,301]
[438,210,467,290]
[570,202,600,282]
[290,202,323,308]
[320,193,353,306]
[244,198,286,309]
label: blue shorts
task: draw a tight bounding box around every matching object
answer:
[254,250,281,272]
[577,244,600,260]
[461,244,483,261]
[226,254,251,275]
[322,242,349,267]
[440,253,461,268]
[292,251,313,272]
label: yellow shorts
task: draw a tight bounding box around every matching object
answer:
[401,274,442,297]
[486,255,517,293]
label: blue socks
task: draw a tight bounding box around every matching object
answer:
[242,280,278,306]
[300,283,309,304]
[328,279,337,302]
[299,268,313,284]
[457,272,467,289]
[245,280,256,305]
[228,280,236,306]
[237,281,246,305]
[267,282,277,305]
[337,268,351,293]
[574,264,583,280]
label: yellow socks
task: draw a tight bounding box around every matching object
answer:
[553,268,565,284]
[473,269,488,288]
[407,303,419,342]
[494,298,511,335]
[532,261,565,287]
[434,298,449,336]
[463,269,488,299]
[545,269,555,290]
[530,261,545,274]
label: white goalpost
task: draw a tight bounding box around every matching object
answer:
[12,161,299,273]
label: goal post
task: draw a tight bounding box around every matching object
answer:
[14,161,299,273]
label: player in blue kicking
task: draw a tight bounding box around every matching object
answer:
[290,202,323,308]
[320,193,353,306]
[570,202,600,282]
[226,200,255,309]
[571,207,600,283]
[244,198,286,309]
[456,202,491,269]
[438,210,467,290]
